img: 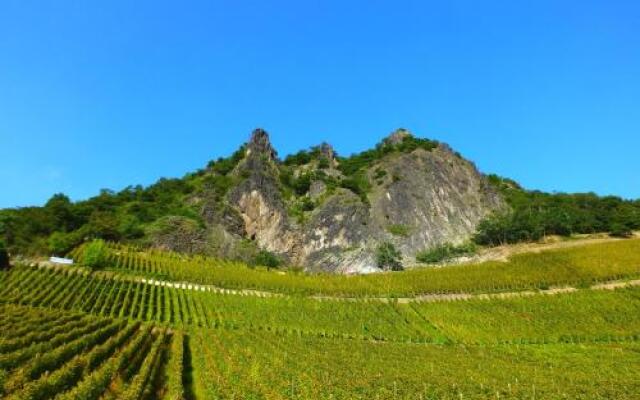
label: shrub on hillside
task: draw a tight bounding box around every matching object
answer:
[82,239,108,269]
[608,223,633,238]
[416,242,477,264]
[254,250,281,269]
[376,242,403,271]
[48,230,85,256]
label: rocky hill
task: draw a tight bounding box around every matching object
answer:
[182,128,504,273]
[5,127,637,273]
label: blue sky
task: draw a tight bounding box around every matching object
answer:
[1,0,638,208]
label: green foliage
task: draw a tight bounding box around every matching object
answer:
[0,168,200,255]
[386,224,411,237]
[282,145,332,167]
[336,132,436,201]
[254,249,281,269]
[291,172,313,196]
[317,156,330,169]
[82,239,109,269]
[208,145,246,175]
[165,332,185,400]
[146,215,204,253]
[477,176,640,246]
[299,197,316,212]
[283,149,316,166]
[609,223,634,238]
[416,242,477,264]
[339,172,371,203]
[289,197,317,225]
[337,132,438,177]
[376,242,403,271]
[48,231,85,256]
[373,167,387,184]
[279,168,314,197]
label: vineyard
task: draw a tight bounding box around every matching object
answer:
[71,239,640,297]
[1,239,639,398]
[0,304,178,400]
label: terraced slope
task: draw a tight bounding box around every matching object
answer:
[71,238,640,297]
[2,239,640,399]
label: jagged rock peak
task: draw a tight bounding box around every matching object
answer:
[247,128,277,160]
[383,128,413,146]
[318,142,336,162]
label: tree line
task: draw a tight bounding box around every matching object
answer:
[474,175,640,246]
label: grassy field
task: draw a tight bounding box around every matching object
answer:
[1,239,639,398]
[71,239,640,297]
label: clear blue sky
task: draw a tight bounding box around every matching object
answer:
[1,0,638,208]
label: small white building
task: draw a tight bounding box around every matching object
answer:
[49,257,74,265]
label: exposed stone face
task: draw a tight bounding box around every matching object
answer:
[227,130,298,260]
[200,129,504,273]
[309,180,326,199]
[317,142,338,168]
[201,197,246,237]
[383,128,412,146]
[368,145,503,261]
[246,128,277,160]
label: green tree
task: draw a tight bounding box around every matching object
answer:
[44,193,75,231]
[254,250,281,269]
[48,231,82,256]
[376,242,403,271]
[82,239,108,269]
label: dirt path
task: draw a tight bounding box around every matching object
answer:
[312,279,640,304]
[26,261,640,303]
[407,234,630,268]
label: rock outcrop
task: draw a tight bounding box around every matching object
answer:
[195,128,504,273]
[227,130,299,261]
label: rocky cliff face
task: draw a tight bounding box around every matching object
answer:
[195,128,503,273]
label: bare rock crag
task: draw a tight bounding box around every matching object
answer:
[195,128,504,273]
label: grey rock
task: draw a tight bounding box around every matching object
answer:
[309,180,327,199]
[199,129,504,273]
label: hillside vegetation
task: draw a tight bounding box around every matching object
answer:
[1,238,640,398]
[68,238,640,297]
[1,129,638,273]
[2,130,639,398]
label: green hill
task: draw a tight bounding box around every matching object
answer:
[1,129,639,273]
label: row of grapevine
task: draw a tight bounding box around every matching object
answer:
[188,326,640,399]
[3,265,640,345]
[76,239,640,298]
[0,304,185,400]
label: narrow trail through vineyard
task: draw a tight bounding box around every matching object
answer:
[31,262,640,304]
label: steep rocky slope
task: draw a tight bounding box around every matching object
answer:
[189,129,504,273]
